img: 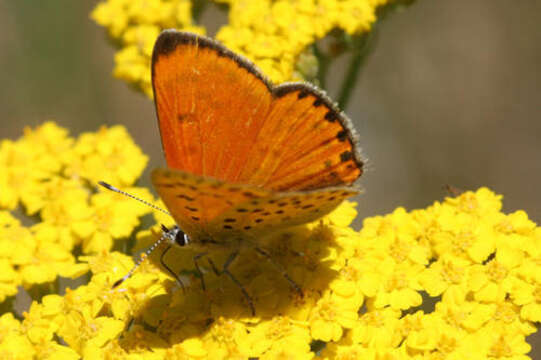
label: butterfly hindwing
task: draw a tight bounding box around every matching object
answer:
[152,168,362,243]
[151,168,272,242]
[207,187,362,242]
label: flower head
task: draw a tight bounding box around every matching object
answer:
[92,0,397,94]
[1,122,539,358]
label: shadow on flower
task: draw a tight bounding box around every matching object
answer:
[114,222,343,351]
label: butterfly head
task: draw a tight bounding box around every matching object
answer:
[162,224,190,247]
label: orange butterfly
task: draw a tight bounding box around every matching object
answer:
[111,30,364,314]
[152,30,364,244]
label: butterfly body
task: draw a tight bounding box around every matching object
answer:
[151,29,364,249]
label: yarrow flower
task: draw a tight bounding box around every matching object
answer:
[0,122,539,359]
[0,122,149,308]
[91,0,409,96]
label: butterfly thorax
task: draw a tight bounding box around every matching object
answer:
[164,224,245,253]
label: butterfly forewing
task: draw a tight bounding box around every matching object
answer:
[152,31,364,192]
[152,31,273,182]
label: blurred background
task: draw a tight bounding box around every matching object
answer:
[1,0,539,225]
[1,0,540,354]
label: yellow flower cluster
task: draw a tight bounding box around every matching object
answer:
[91,0,394,96]
[91,0,205,97]
[214,0,390,82]
[0,122,149,302]
[0,122,539,358]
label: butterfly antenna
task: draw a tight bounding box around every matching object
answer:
[98,181,171,216]
[112,226,172,288]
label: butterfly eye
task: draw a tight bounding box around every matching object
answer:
[174,228,190,247]
[161,224,190,247]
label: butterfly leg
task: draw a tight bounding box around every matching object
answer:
[193,252,208,291]
[207,251,255,316]
[160,245,185,291]
[255,247,303,297]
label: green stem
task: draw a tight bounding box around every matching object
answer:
[313,43,330,89]
[336,0,414,109]
[337,31,375,110]
[192,0,209,22]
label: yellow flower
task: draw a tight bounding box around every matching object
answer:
[0,313,36,359]
[321,341,377,360]
[446,186,503,216]
[469,249,524,303]
[35,189,94,251]
[197,316,251,358]
[21,177,87,216]
[309,288,360,342]
[0,211,85,299]
[18,236,79,286]
[92,0,394,93]
[485,321,533,358]
[61,311,125,356]
[435,286,493,331]
[114,45,155,97]
[81,187,153,253]
[19,296,80,360]
[399,311,440,351]
[2,122,540,359]
[338,0,377,35]
[0,122,72,210]
[22,296,62,346]
[246,316,312,358]
[0,212,26,300]
[66,125,148,187]
[349,308,402,349]
[418,255,470,297]
[92,0,205,97]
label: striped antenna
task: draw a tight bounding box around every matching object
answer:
[98,181,171,216]
[111,225,175,288]
[98,181,178,288]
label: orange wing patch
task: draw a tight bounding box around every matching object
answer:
[152,32,273,181]
[238,85,363,191]
[152,31,364,192]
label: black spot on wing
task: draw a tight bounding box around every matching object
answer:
[324,110,338,122]
[337,130,348,142]
[177,194,195,201]
[340,151,353,162]
[297,89,309,99]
